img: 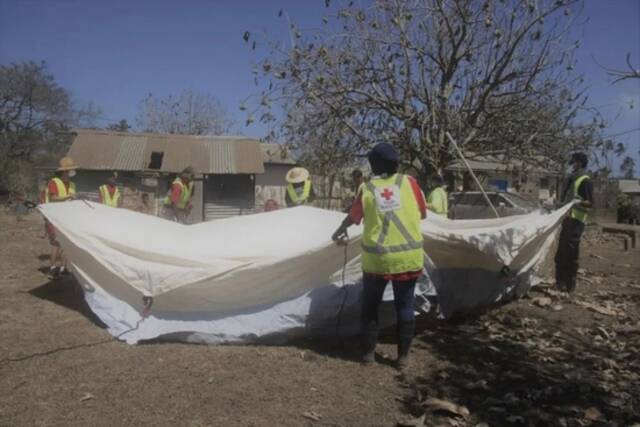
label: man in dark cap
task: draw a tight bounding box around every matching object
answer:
[332,143,427,369]
[554,152,593,293]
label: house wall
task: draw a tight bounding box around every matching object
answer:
[203,174,255,221]
[255,164,291,211]
[450,169,560,202]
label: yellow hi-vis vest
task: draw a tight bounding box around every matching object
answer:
[427,187,448,216]
[287,180,311,205]
[99,185,120,208]
[361,174,424,275]
[44,177,76,203]
[570,175,590,223]
[164,178,194,209]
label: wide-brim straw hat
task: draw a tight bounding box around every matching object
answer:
[57,157,78,171]
[286,167,310,184]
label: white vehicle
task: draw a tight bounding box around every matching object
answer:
[449,191,541,219]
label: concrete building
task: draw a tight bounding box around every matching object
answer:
[445,154,561,202]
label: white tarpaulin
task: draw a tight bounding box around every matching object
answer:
[38,201,572,344]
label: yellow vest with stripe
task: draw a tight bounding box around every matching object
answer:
[570,175,590,223]
[44,177,76,203]
[164,178,194,209]
[361,174,424,274]
[99,185,121,208]
[427,187,448,216]
[287,180,311,205]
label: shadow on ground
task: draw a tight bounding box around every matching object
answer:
[29,276,106,329]
[401,310,639,426]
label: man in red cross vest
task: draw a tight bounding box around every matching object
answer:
[332,143,427,369]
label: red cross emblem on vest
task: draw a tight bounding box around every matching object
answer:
[381,188,394,200]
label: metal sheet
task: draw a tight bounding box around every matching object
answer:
[68,130,264,174]
[113,136,147,170]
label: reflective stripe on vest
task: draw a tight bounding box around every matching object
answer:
[361,174,424,275]
[570,175,590,223]
[287,180,311,205]
[44,177,76,203]
[427,187,448,215]
[99,185,120,208]
[164,178,193,209]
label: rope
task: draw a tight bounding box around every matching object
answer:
[0,299,151,365]
[335,238,350,340]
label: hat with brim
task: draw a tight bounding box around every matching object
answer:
[286,167,310,184]
[57,157,78,172]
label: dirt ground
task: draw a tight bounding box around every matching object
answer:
[0,212,638,427]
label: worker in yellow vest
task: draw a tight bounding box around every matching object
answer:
[163,166,195,223]
[285,167,315,207]
[44,157,78,279]
[555,152,593,293]
[98,172,122,208]
[426,175,448,216]
[332,143,427,369]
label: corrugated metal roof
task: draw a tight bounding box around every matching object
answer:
[67,129,265,174]
[261,143,296,165]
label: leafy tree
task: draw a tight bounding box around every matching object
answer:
[107,119,131,132]
[247,0,603,181]
[136,90,233,135]
[0,61,72,161]
[620,156,636,179]
[0,61,98,194]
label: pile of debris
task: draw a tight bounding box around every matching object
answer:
[399,272,640,426]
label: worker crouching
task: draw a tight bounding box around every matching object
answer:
[332,143,427,369]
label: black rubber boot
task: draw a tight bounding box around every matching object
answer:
[396,321,415,370]
[361,322,378,364]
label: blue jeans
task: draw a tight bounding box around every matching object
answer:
[361,274,417,326]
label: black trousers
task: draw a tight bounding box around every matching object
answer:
[554,217,585,292]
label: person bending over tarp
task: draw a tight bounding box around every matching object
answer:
[163,167,195,223]
[43,157,78,279]
[285,167,315,207]
[332,143,427,370]
[98,172,122,208]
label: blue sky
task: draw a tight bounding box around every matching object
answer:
[1,0,639,175]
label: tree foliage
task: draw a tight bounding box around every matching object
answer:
[0,61,73,161]
[248,0,604,180]
[0,61,98,194]
[620,156,636,179]
[107,118,131,132]
[137,90,234,135]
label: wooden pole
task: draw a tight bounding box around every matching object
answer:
[446,132,500,218]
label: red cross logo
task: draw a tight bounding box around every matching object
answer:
[381,188,394,200]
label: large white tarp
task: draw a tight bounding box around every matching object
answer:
[38,202,571,344]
